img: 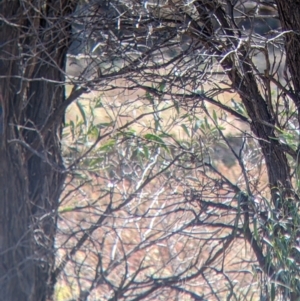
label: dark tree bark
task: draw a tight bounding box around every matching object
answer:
[0,1,77,300]
[191,0,296,212]
[276,0,300,119]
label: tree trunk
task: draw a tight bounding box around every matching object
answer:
[276,0,300,124]
[0,1,77,300]
[199,0,295,212]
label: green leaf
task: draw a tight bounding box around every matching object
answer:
[96,122,112,129]
[231,99,247,116]
[143,145,150,159]
[59,207,75,213]
[73,172,88,180]
[145,91,154,104]
[158,80,166,92]
[271,283,275,301]
[193,119,201,132]
[115,129,136,139]
[76,101,87,126]
[143,133,169,152]
[70,120,75,139]
[89,157,104,167]
[204,116,210,129]
[212,110,218,124]
[181,124,190,137]
[174,101,180,114]
[95,98,103,108]
[99,139,116,152]
[253,217,260,247]
[144,133,164,144]
[87,126,99,138]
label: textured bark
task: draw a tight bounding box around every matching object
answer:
[0,1,77,300]
[199,0,295,212]
[221,53,295,211]
[276,0,300,124]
